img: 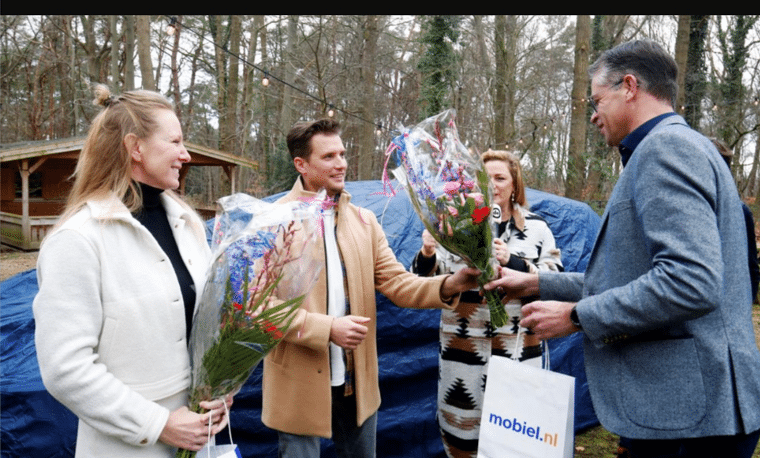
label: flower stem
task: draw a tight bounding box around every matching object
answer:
[175,448,196,458]
[478,275,506,328]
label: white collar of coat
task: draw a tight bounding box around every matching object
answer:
[86,190,193,223]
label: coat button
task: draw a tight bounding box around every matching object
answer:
[140,438,148,445]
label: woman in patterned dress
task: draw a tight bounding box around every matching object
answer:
[411,149,563,458]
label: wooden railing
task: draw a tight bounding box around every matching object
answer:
[0,212,59,250]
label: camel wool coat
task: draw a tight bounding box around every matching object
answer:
[261,178,458,438]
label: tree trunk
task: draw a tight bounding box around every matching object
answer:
[719,15,758,187]
[54,15,75,137]
[684,15,709,130]
[748,113,760,197]
[136,15,156,91]
[224,15,242,155]
[674,15,690,116]
[170,16,183,121]
[209,15,241,197]
[565,15,591,200]
[124,15,135,90]
[493,16,507,147]
[255,16,270,186]
[357,15,380,180]
[493,15,517,148]
[109,16,120,90]
[279,15,299,135]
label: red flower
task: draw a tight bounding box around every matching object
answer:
[263,320,284,340]
[233,302,243,311]
[471,206,490,224]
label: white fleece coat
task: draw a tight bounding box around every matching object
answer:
[33,192,211,457]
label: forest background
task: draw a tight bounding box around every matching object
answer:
[3,15,760,214]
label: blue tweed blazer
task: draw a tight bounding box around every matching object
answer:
[540,114,760,439]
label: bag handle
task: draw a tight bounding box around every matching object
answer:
[223,399,234,444]
[202,398,236,458]
[511,325,550,370]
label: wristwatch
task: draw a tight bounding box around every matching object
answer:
[569,306,582,329]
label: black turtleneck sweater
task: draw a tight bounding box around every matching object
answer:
[132,183,196,343]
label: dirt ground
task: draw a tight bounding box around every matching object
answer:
[1,250,38,281]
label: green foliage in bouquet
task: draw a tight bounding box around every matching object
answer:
[186,272,302,414]
[418,167,505,328]
[385,109,506,328]
[176,194,324,458]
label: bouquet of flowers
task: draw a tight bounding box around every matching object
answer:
[383,109,506,328]
[176,192,325,458]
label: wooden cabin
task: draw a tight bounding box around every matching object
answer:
[1,137,257,250]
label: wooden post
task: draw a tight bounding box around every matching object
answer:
[19,157,46,250]
[20,159,30,250]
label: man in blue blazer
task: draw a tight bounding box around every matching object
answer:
[487,40,760,457]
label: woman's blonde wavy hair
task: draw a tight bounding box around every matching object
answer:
[59,84,175,224]
[480,149,527,207]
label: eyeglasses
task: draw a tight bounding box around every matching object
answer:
[590,78,624,113]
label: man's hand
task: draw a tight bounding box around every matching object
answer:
[484,266,539,301]
[520,300,578,340]
[441,266,482,299]
[330,315,370,350]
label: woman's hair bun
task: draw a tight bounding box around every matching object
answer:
[93,84,117,108]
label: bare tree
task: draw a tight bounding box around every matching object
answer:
[124,16,135,90]
[674,15,691,116]
[279,15,299,136]
[136,15,156,91]
[357,15,381,180]
[210,15,242,155]
[493,15,518,149]
[565,15,591,200]
[5,15,758,208]
[715,15,759,188]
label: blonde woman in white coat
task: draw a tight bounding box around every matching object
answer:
[33,85,231,457]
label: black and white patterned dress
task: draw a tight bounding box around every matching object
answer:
[411,203,563,458]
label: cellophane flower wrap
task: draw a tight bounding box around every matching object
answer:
[383,109,506,327]
[175,192,325,458]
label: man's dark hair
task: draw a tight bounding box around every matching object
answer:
[286,118,341,160]
[589,39,679,108]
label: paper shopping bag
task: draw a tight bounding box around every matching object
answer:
[477,355,575,458]
[197,444,242,458]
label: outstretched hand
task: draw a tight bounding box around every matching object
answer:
[441,266,482,299]
[483,266,539,301]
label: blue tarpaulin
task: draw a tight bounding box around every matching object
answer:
[1,181,601,458]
